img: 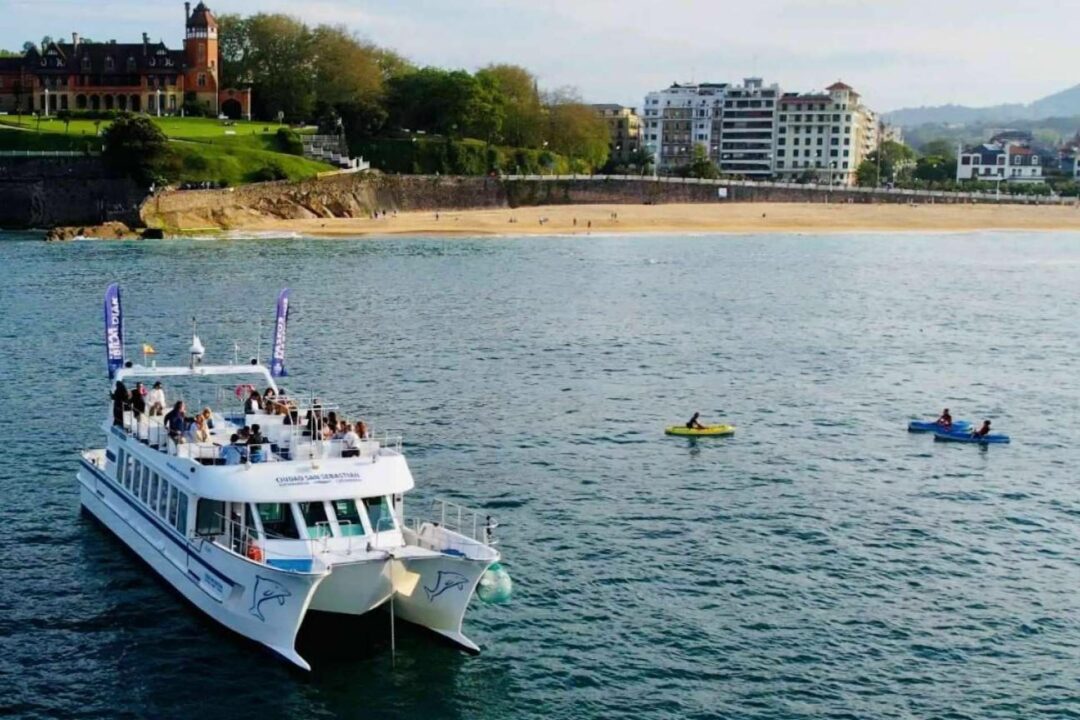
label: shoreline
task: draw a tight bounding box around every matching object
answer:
[199,202,1080,238]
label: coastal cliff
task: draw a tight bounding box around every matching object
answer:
[0,158,145,230]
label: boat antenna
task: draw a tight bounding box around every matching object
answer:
[255,317,262,366]
[233,341,240,366]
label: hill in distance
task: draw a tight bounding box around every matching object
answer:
[887,84,1080,128]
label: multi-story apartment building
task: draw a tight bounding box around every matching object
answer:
[643,78,878,185]
[773,82,877,186]
[591,104,642,165]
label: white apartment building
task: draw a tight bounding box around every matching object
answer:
[642,78,779,178]
[773,82,877,186]
[956,142,1043,183]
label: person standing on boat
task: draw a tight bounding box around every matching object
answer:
[244,389,263,415]
[248,424,267,463]
[686,412,706,430]
[164,401,187,444]
[131,383,147,421]
[148,381,166,416]
[222,434,245,465]
[111,382,130,428]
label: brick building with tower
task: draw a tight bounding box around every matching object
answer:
[0,2,251,119]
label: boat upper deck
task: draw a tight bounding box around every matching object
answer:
[106,363,414,502]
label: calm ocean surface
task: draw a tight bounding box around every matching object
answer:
[0,231,1078,719]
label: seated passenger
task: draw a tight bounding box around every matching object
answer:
[164,401,187,443]
[244,389,263,415]
[341,424,361,457]
[188,414,211,444]
[686,412,706,430]
[248,424,267,463]
[222,434,245,465]
[148,381,166,416]
[263,387,277,405]
[200,407,215,430]
[973,420,992,438]
[937,408,953,430]
[357,420,369,440]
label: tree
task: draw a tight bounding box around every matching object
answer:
[22,41,36,54]
[685,143,719,179]
[235,14,316,122]
[387,67,501,139]
[57,108,71,134]
[0,48,20,58]
[855,159,879,187]
[921,139,956,161]
[863,140,916,185]
[476,64,543,148]
[913,156,956,184]
[545,99,609,170]
[103,114,168,184]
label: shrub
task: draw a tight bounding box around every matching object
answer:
[250,161,288,182]
[102,114,168,184]
[275,128,304,156]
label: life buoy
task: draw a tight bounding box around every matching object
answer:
[235,383,256,399]
[246,543,264,562]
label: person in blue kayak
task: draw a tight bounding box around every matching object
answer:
[972,420,992,438]
[936,408,953,430]
[686,412,706,430]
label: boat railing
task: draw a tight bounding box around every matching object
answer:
[405,499,499,547]
[208,513,341,566]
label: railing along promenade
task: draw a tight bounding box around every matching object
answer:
[491,173,1076,206]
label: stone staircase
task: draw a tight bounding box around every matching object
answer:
[302,134,370,172]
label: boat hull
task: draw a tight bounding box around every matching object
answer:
[77,460,327,669]
[665,425,735,437]
[308,558,392,615]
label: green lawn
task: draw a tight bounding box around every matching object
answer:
[0,115,332,184]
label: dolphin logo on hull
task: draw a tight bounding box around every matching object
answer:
[250,576,291,621]
[423,570,470,601]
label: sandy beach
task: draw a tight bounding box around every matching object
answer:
[215,202,1080,237]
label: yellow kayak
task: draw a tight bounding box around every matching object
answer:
[665,425,735,437]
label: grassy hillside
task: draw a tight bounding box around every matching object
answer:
[353,136,577,175]
[0,115,332,185]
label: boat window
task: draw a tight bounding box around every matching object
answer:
[157,478,169,517]
[176,494,189,535]
[299,502,331,539]
[116,449,127,488]
[331,499,365,537]
[196,499,225,536]
[257,503,301,540]
[363,496,395,533]
[148,473,158,510]
[167,486,179,526]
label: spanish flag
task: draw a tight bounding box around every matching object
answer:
[142,344,157,355]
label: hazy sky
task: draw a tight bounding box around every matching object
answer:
[4,0,1078,112]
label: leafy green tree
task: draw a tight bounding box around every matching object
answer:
[545,100,609,170]
[862,140,916,184]
[102,114,168,184]
[921,139,956,161]
[914,155,956,184]
[855,159,879,187]
[0,48,21,57]
[475,64,543,148]
[387,67,501,140]
[685,144,719,179]
[236,14,316,122]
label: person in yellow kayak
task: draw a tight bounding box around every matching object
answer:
[686,412,706,430]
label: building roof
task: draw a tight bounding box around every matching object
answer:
[590,103,623,112]
[187,1,218,28]
[827,81,853,91]
[15,41,184,74]
[782,94,831,104]
[0,57,23,72]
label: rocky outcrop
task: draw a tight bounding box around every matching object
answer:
[44,221,140,242]
[0,158,146,229]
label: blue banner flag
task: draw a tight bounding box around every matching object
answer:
[104,283,125,379]
[270,288,290,378]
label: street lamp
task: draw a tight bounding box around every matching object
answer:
[44,87,49,118]
[157,88,162,117]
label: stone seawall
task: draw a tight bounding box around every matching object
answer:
[144,173,1022,231]
[0,158,145,229]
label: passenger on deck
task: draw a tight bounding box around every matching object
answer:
[222,434,245,465]
[148,381,166,416]
[248,424,267,463]
[111,381,130,427]
[131,382,147,421]
[200,407,215,430]
[973,420,992,438]
[244,390,263,414]
[686,412,706,430]
[306,403,323,437]
[164,401,187,443]
[357,420,369,440]
[937,408,953,430]
[341,423,362,457]
[188,414,211,444]
[263,388,277,406]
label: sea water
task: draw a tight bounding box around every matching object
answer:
[0,232,1078,719]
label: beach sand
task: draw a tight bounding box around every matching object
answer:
[200,201,1080,237]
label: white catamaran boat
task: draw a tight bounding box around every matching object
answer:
[78,285,510,670]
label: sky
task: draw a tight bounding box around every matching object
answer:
[4,0,1079,113]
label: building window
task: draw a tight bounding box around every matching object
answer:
[104,57,114,71]
[776,161,785,169]
[830,149,838,157]
[197,73,206,88]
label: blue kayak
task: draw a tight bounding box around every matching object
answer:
[908,419,971,433]
[934,430,1010,445]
